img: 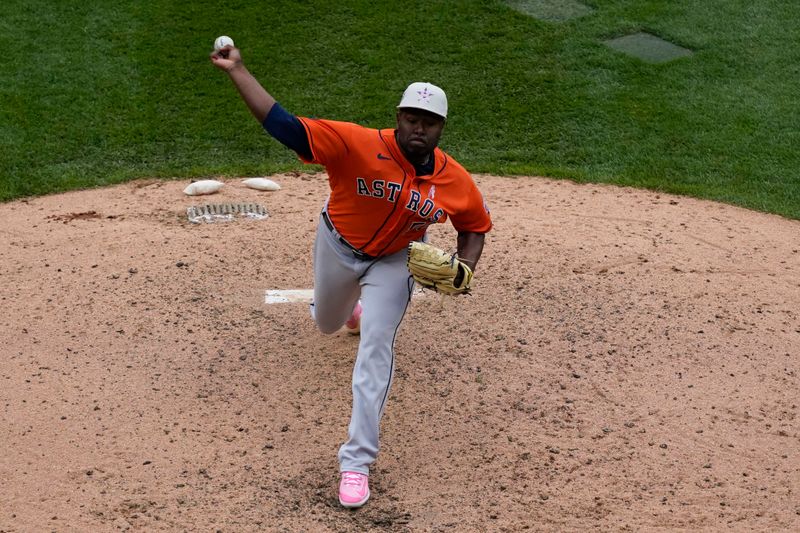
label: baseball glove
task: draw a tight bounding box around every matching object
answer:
[407,241,473,296]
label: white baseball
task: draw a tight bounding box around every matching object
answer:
[214,35,234,51]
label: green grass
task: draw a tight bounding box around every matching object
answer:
[2,0,798,219]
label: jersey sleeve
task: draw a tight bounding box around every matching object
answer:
[296,118,357,166]
[450,177,493,234]
[262,103,312,161]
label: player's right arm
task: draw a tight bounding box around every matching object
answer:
[210,46,275,122]
[210,46,312,160]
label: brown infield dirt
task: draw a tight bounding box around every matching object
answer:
[1,173,798,532]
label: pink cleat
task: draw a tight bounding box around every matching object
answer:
[339,471,369,508]
[343,301,362,335]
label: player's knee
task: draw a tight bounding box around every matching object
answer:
[314,313,343,334]
[317,320,341,335]
[310,303,338,333]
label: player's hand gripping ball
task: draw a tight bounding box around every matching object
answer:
[213,35,234,59]
[407,241,473,296]
[214,35,234,51]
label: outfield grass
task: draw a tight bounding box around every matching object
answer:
[2,1,798,219]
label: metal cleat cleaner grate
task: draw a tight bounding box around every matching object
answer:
[187,203,268,223]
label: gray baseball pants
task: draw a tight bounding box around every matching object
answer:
[310,209,414,474]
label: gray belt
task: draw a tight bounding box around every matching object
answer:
[322,211,377,261]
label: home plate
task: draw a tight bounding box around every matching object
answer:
[265,289,314,304]
[264,287,428,304]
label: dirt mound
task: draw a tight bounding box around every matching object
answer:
[1,174,798,531]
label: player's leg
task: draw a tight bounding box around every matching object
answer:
[311,213,361,334]
[337,247,414,474]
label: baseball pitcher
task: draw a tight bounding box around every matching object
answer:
[211,42,492,508]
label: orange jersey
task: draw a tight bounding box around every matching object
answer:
[298,118,492,257]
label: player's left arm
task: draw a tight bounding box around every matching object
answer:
[452,179,491,271]
[457,231,485,271]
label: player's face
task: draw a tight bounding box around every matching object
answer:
[396,109,445,161]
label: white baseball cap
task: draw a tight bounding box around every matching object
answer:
[397,82,448,119]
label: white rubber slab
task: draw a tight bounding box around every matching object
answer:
[264,287,429,304]
[264,289,314,304]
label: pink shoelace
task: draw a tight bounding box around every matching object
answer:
[341,472,365,487]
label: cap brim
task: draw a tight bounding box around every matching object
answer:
[396,106,447,120]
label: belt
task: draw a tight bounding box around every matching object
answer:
[322,211,377,261]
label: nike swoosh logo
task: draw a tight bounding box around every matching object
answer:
[377,153,391,160]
